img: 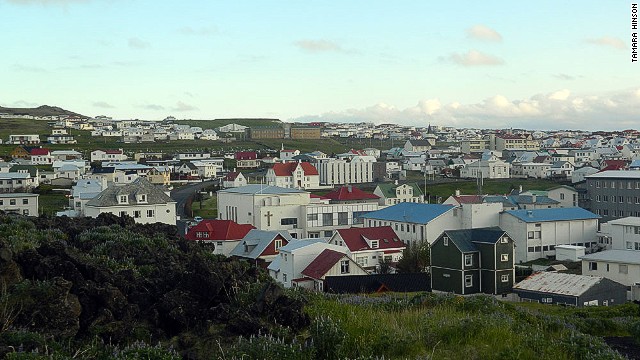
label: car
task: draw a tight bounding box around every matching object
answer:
[193,216,203,223]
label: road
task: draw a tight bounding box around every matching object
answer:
[170,180,217,236]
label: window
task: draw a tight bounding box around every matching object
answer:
[337,212,348,225]
[9,199,16,206]
[283,273,287,282]
[322,213,333,226]
[22,198,28,205]
[119,211,127,217]
[560,193,565,200]
[501,254,509,262]
[464,275,473,287]
[501,236,509,243]
[133,211,141,218]
[356,257,368,267]
[589,262,598,271]
[619,264,628,274]
[307,213,318,221]
[324,230,333,237]
[118,195,128,204]
[274,239,282,249]
[371,240,379,249]
[443,236,449,246]
[147,209,155,217]
[280,218,298,226]
[138,194,147,203]
[22,209,29,216]
[464,254,473,267]
[501,274,509,283]
[340,260,350,274]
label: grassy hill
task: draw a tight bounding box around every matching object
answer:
[0,105,87,118]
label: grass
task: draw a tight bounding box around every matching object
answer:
[303,292,634,359]
[191,194,217,219]
[38,192,68,216]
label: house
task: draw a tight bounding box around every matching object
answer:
[403,139,432,152]
[51,150,83,161]
[329,226,406,272]
[430,227,515,295]
[229,229,293,267]
[9,135,40,145]
[265,162,320,189]
[267,239,350,288]
[362,203,460,245]
[548,161,574,180]
[10,146,31,160]
[146,167,171,186]
[65,179,107,217]
[299,249,368,291]
[324,273,431,294]
[0,193,39,216]
[279,149,300,161]
[29,148,53,165]
[46,134,77,144]
[460,159,510,179]
[499,207,600,263]
[513,272,627,307]
[176,162,199,178]
[235,151,260,168]
[315,157,375,185]
[223,171,247,188]
[91,149,127,162]
[547,185,579,208]
[374,182,424,206]
[185,220,255,256]
[84,177,177,225]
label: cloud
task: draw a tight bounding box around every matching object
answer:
[178,26,217,36]
[4,100,39,107]
[12,64,47,73]
[466,25,502,42]
[171,101,198,112]
[294,39,344,53]
[93,101,114,109]
[128,37,150,49]
[553,73,576,81]
[139,104,165,111]
[291,88,640,131]
[446,50,504,66]
[586,36,626,50]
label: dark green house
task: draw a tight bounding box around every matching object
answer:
[430,227,514,295]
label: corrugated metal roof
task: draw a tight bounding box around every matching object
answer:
[513,272,603,297]
[504,207,599,223]
[218,185,307,195]
[586,170,640,179]
[362,203,453,224]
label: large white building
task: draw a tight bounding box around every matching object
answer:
[499,208,600,263]
[265,162,320,189]
[91,149,127,162]
[84,177,176,225]
[0,193,39,216]
[460,159,510,179]
[315,157,375,185]
[217,185,379,239]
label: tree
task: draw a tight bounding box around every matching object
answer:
[396,242,430,273]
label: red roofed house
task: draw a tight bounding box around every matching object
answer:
[223,170,247,188]
[265,161,320,189]
[235,151,259,168]
[300,249,368,291]
[185,219,255,256]
[600,160,628,171]
[91,149,127,162]
[29,148,53,165]
[328,226,406,272]
[324,185,380,204]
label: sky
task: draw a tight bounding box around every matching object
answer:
[1,0,639,130]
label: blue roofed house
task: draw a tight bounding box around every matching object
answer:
[499,207,600,263]
[362,202,461,244]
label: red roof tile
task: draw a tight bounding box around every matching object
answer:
[235,151,257,160]
[324,185,379,201]
[271,162,319,176]
[29,148,50,156]
[301,249,347,280]
[185,220,254,241]
[335,226,404,252]
[105,149,123,154]
[224,172,240,181]
[452,195,483,204]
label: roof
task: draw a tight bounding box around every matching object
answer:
[29,148,50,156]
[235,151,257,160]
[513,272,607,297]
[185,220,254,241]
[451,195,483,204]
[362,203,454,224]
[508,195,559,205]
[324,185,379,201]
[607,217,640,226]
[375,183,424,199]
[85,177,175,207]
[229,229,293,259]
[270,162,319,176]
[218,185,306,195]
[278,238,327,252]
[580,250,640,265]
[587,170,640,179]
[224,171,241,181]
[300,249,348,280]
[442,227,506,253]
[504,207,599,223]
[324,273,431,294]
[335,226,404,252]
[407,139,432,147]
[0,193,39,198]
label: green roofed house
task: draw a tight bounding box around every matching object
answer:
[373,182,424,206]
[430,227,515,296]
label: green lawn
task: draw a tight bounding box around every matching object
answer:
[38,192,68,216]
[192,194,217,219]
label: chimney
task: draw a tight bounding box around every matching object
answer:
[519,185,523,193]
[527,210,533,217]
[394,179,398,185]
[347,185,352,193]
[532,194,537,203]
[455,189,460,197]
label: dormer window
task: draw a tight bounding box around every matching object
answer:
[137,194,147,203]
[118,195,128,204]
[443,236,449,246]
[371,240,379,249]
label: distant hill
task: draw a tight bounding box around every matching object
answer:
[0,105,87,118]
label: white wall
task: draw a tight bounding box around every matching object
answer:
[582,261,640,286]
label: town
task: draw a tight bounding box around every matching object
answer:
[1,113,638,307]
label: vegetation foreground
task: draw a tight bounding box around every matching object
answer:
[0,214,638,359]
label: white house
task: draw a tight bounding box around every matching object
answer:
[265,162,320,189]
[9,135,40,145]
[328,226,405,272]
[547,185,579,208]
[297,249,368,291]
[199,129,219,140]
[316,157,375,185]
[0,193,39,216]
[460,159,510,179]
[223,171,247,188]
[91,149,127,162]
[499,207,600,263]
[84,177,177,225]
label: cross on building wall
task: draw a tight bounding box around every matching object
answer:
[264,211,273,227]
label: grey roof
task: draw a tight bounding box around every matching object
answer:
[0,193,38,198]
[580,250,640,265]
[607,217,640,226]
[586,170,640,179]
[513,272,606,297]
[85,177,174,207]
[442,227,507,253]
[229,229,293,259]
[219,184,307,195]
